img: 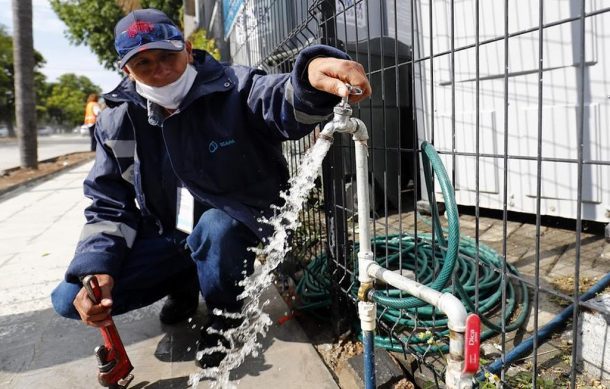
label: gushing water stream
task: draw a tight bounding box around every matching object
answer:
[188,136,333,388]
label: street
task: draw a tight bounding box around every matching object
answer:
[0,134,90,171]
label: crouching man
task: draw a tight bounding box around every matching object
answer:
[51,8,371,368]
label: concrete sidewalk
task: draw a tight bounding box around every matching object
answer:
[0,162,338,389]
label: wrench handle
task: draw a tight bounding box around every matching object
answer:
[82,274,102,304]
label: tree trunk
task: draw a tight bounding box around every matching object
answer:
[12,0,37,169]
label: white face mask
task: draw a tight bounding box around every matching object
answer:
[135,64,197,109]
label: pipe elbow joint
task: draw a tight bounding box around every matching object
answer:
[350,118,369,142]
[439,293,468,332]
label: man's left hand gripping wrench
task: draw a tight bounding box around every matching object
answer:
[83,275,134,389]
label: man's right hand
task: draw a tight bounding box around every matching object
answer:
[73,274,114,327]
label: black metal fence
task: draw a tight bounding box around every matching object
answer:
[210,0,610,387]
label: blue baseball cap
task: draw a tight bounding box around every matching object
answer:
[114,8,185,68]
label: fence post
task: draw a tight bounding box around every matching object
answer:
[318,0,354,337]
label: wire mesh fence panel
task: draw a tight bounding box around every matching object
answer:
[216,0,610,387]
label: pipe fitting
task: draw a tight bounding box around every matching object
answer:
[438,293,468,333]
[350,118,369,142]
[331,113,358,134]
[333,104,353,125]
[358,282,375,302]
[317,113,359,140]
[358,301,377,332]
[358,251,374,283]
[364,262,469,330]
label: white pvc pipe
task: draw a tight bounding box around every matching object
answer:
[353,126,375,285]
[364,255,471,389]
[320,113,472,388]
[364,261,467,332]
[355,139,370,253]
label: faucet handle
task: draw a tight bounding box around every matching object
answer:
[340,83,364,108]
[347,84,364,96]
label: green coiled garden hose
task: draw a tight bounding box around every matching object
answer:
[294,142,529,352]
[350,234,529,353]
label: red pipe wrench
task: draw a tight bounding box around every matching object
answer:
[82,275,134,389]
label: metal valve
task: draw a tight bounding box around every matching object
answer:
[333,84,364,128]
[340,84,364,108]
[318,83,368,143]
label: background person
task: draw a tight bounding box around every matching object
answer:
[83,93,101,151]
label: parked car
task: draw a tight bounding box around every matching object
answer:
[0,127,8,137]
[37,126,54,136]
[79,124,90,136]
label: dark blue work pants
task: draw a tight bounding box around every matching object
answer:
[51,208,258,319]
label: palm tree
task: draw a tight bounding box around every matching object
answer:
[11,0,37,169]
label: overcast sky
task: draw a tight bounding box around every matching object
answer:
[0,0,122,93]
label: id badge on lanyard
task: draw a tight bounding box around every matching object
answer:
[176,186,195,234]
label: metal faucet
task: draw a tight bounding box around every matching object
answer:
[319,83,368,143]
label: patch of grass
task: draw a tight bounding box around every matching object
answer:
[507,371,558,389]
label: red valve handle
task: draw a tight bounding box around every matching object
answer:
[463,314,481,374]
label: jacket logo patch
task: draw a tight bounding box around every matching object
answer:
[209,139,236,153]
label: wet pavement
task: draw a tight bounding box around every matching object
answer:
[0,161,338,389]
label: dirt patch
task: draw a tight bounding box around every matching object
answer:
[319,337,364,372]
[0,152,94,195]
[548,275,610,307]
[551,275,601,295]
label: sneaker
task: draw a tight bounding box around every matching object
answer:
[195,315,242,368]
[159,283,199,325]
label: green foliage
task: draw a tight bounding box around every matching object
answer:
[141,0,182,27]
[45,74,101,129]
[478,381,498,389]
[476,371,558,389]
[508,371,556,389]
[187,28,221,60]
[50,0,183,72]
[0,25,47,128]
[0,24,101,130]
[49,1,124,72]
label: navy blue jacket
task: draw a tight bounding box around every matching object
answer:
[64,45,349,283]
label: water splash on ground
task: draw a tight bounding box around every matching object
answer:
[188,137,333,388]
